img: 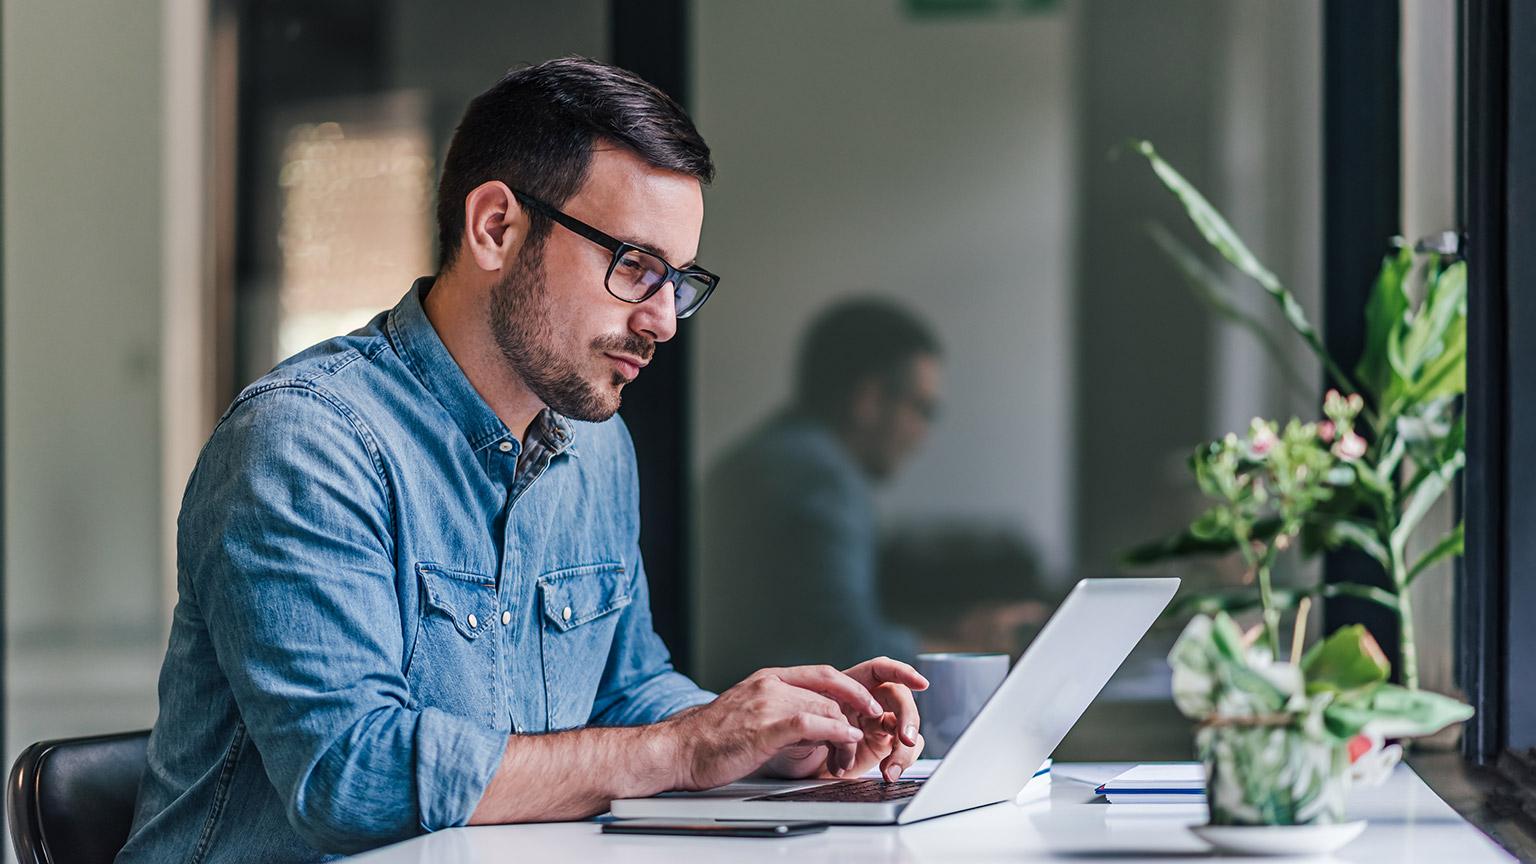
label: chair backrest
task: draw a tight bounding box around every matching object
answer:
[7,730,150,864]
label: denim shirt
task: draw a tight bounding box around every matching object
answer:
[118,280,714,863]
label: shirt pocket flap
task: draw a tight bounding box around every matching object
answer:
[417,564,496,640]
[540,564,631,632]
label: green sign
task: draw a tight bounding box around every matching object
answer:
[904,0,1062,19]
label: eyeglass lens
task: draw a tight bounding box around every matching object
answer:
[609,249,712,315]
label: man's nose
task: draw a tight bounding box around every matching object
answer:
[631,281,678,343]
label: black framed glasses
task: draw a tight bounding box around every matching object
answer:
[511,189,720,318]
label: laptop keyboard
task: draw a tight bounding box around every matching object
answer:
[748,779,924,804]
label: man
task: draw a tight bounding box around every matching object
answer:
[119,58,925,862]
[697,299,942,690]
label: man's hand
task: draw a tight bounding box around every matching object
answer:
[761,657,927,782]
[467,658,929,824]
[664,662,922,792]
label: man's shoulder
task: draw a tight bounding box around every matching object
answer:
[726,410,847,467]
[707,409,859,492]
[223,318,404,425]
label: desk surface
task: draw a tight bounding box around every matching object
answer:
[351,763,1517,863]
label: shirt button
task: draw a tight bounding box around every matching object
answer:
[467,614,478,629]
[562,606,573,622]
[498,441,513,453]
[501,610,512,626]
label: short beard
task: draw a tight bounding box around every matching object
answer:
[488,239,654,423]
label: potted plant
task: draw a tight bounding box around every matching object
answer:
[1156,393,1470,826]
[1172,605,1471,832]
[1121,140,1466,692]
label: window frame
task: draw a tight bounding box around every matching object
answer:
[1460,0,1536,763]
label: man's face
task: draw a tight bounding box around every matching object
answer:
[859,353,942,480]
[489,148,704,422]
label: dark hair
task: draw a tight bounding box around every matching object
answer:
[435,56,714,269]
[795,297,941,422]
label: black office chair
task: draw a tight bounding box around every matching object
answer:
[7,730,150,864]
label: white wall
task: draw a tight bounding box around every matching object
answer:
[4,1,166,645]
[691,1,1079,578]
[3,0,171,775]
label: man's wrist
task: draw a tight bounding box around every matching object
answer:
[648,709,695,792]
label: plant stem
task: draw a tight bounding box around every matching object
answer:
[1394,559,1420,690]
[1291,596,1311,666]
[1256,547,1282,659]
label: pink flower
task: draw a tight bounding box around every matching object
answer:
[1252,427,1278,455]
[1317,420,1336,442]
[1333,430,1367,461]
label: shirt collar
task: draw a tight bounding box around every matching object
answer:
[388,277,578,457]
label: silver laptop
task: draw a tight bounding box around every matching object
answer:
[610,577,1178,824]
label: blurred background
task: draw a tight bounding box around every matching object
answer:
[1,0,1459,808]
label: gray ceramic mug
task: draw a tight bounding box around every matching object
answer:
[914,653,1010,758]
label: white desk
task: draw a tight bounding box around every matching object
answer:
[350,763,1517,863]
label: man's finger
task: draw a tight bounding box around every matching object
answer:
[773,665,884,718]
[874,681,921,747]
[771,711,863,751]
[846,656,929,692]
[872,683,923,778]
[883,732,925,781]
[828,741,859,777]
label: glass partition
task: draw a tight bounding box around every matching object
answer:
[687,0,1324,760]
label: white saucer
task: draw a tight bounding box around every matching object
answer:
[1189,820,1367,856]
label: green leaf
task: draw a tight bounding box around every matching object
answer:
[1350,455,1396,505]
[1318,519,1390,568]
[1409,315,1466,403]
[1120,516,1282,566]
[1442,413,1467,463]
[1144,221,1315,401]
[1320,702,1377,741]
[1356,244,1414,401]
[1400,261,1467,380]
[1125,140,1363,398]
[1391,452,1466,571]
[1320,582,1401,611]
[1167,587,1311,619]
[1209,612,1252,666]
[1301,624,1391,695]
[1405,523,1465,586]
[1120,528,1232,566]
[1325,684,1474,739]
[1396,398,1457,450]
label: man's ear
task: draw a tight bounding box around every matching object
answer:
[850,375,886,428]
[462,181,525,273]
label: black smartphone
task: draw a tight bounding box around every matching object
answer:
[601,818,829,838]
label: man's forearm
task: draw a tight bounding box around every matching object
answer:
[468,722,681,824]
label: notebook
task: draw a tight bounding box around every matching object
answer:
[1096,763,1206,804]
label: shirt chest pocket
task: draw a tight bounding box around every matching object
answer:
[407,564,500,727]
[538,563,631,730]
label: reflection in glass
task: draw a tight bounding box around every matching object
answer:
[880,526,1051,660]
[696,299,941,690]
